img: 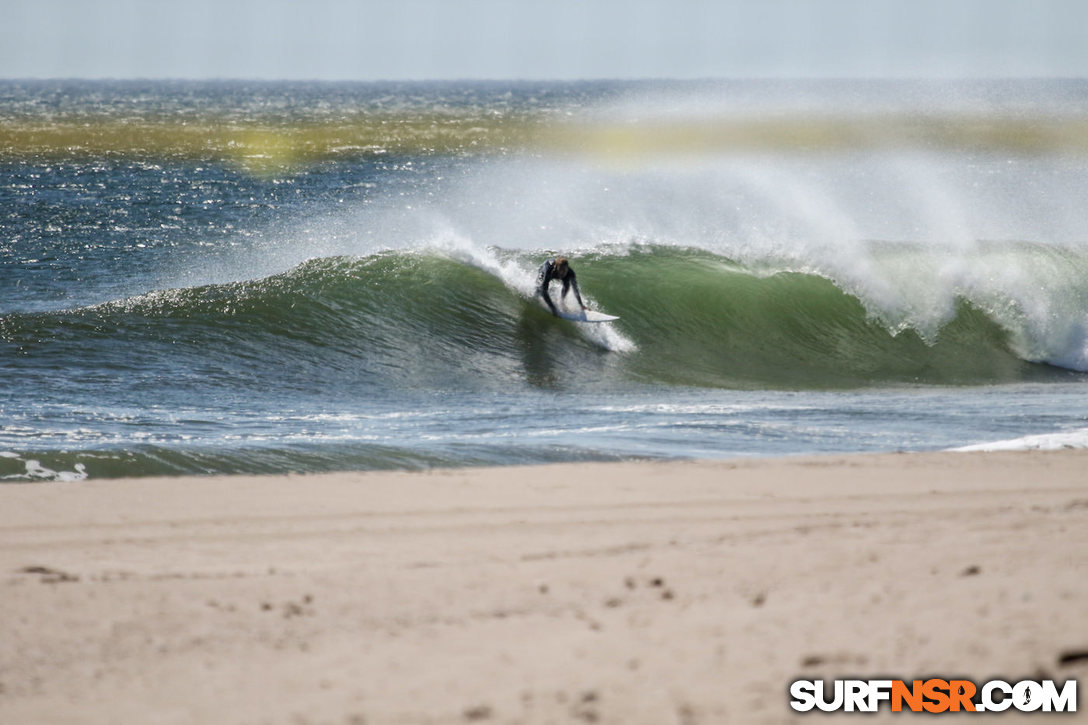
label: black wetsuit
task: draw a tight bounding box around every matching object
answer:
[537,258,585,316]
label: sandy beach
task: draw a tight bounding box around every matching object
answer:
[2,451,1086,724]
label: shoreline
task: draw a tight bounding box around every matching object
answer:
[2,450,1087,723]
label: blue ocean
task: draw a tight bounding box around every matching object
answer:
[3,79,1087,480]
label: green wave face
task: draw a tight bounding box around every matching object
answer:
[577,247,1051,388]
[2,246,1080,393]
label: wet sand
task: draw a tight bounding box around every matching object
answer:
[2,451,1087,723]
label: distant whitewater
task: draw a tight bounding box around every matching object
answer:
[3,80,1088,479]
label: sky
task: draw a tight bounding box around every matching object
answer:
[2,0,1087,80]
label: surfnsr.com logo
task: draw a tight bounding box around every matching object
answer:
[789,678,1078,713]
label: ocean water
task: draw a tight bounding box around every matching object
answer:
[3,79,1088,480]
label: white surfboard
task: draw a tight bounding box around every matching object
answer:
[556,308,619,323]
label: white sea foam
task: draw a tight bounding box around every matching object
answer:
[0,454,88,482]
[950,428,1088,452]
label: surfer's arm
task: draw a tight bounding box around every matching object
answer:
[564,273,587,309]
[539,281,559,316]
[537,262,561,316]
[542,290,559,316]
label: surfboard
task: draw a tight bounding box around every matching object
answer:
[556,308,619,323]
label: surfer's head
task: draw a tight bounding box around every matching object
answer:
[555,257,570,277]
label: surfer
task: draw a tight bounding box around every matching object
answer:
[537,256,587,317]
